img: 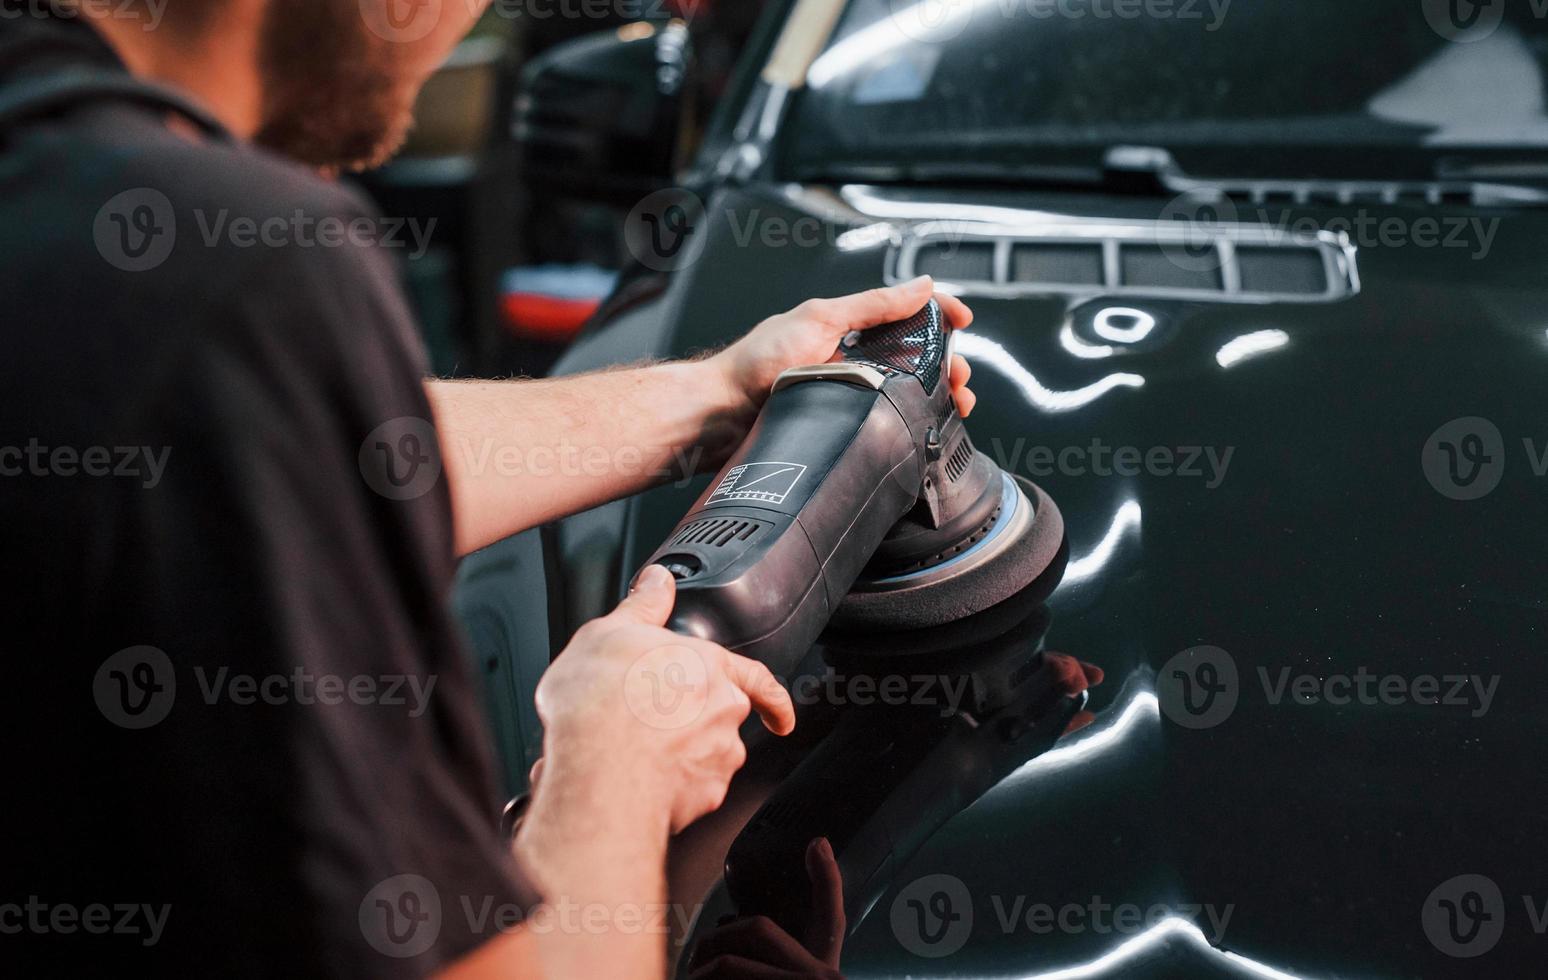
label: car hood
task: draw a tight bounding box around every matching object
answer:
[554,182,1548,976]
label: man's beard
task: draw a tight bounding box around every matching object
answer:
[253,0,418,173]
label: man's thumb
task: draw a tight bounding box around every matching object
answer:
[613,563,677,626]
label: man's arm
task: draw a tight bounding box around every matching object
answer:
[436,567,796,980]
[429,277,976,555]
[426,358,746,556]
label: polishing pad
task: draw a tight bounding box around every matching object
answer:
[830,475,1066,631]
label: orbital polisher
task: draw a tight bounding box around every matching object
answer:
[639,299,1065,673]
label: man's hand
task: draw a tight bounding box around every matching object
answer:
[531,563,796,835]
[512,566,795,979]
[708,274,977,422]
[428,277,977,554]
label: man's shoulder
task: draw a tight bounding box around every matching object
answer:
[9,99,388,289]
[1,103,424,421]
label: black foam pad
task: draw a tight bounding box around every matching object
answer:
[831,478,1066,631]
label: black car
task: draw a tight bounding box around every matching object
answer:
[463,1,1548,975]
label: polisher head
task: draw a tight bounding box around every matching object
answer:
[830,466,1066,631]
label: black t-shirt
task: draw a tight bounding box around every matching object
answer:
[1,11,537,977]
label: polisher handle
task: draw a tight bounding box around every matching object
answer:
[638,300,955,674]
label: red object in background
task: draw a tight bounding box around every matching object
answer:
[500,292,602,342]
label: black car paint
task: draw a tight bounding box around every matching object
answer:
[547,176,1548,976]
[529,2,1548,968]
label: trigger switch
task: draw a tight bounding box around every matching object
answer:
[657,555,702,580]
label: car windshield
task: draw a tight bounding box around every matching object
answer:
[779,0,1548,183]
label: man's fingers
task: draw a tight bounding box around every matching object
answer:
[726,653,796,736]
[949,354,972,390]
[612,563,677,626]
[935,290,974,330]
[954,385,977,419]
[808,275,935,334]
[803,837,847,965]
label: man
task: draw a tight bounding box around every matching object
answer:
[0,1,975,977]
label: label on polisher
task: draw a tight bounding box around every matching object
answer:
[706,461,809,505]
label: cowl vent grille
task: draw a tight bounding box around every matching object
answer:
[889,219,1359,304]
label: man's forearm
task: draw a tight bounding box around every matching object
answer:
[427,360,751,555]
[513,762,674,980]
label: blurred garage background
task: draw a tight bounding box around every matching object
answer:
[348,0,764,380]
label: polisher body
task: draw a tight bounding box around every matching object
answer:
[641,301,1060,674]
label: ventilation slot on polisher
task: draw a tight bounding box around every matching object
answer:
[944,440,974,483]
[672,517,766,548]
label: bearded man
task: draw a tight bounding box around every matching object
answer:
[0,1,974,977]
